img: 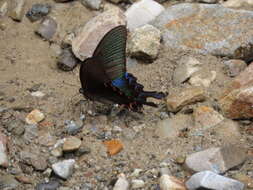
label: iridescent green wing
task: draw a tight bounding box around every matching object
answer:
[93,25,127,81]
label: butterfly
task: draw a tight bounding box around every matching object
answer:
[79,25,166,112]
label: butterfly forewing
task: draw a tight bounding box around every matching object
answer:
[93,25,127,81]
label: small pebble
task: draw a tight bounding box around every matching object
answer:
[26,4,51,22]
[52,159,75,179]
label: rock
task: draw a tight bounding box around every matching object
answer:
[31,91,45,98]
[220,85,253,119]
[0,1,8,17]
[26,109,45,124]
[223,0,253,8]
[51,147,63,157]
[166,87,206,112]
[63,136,82,152]
[156,114,193,138]
[0,175,20,190]
[0,132,8,167]
[125,0,165,31]
[7,119,25,136]
[113,173,129,190]
[223,59,247,77]
[173,57,202,85]
[57,48,79,71]
[36,17,57,41]
[52,159,75,179]
[9,0,25,22]
[159,175,186,190]
[35,180,60,190]
[26,4,51,22]
[103,139,123,155]
[193,106,224,129]
[65,120,82,135]
[15,175,32,184]
[185,145,247,173]
[128,24,161,62]
[80,0,102,10]
[211,119,242,144]
[219,62,253,119]
[23,124,38,142]
[152,3,253,61]
[38,130,56,147]
[72,8,126,61]
[189,71,216,87]
[131,179,145,189]
[131,169,143,177]
[20,151,48,171]
[185,171,244,190]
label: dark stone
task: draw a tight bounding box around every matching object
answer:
[57,48,79,71]
[35,180,60,190]
[26,4,51,22]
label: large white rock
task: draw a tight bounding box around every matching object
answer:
[186,171,244,190]
[125,0,165,31]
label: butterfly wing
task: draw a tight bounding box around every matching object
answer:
[93,25,127,81]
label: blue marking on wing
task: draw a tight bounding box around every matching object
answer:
[112,73,128,88]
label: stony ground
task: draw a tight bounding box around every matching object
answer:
[0,0,252,190]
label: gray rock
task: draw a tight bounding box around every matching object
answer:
[20,151,48,171]
[52,159,75,179]
[185,145,247,173]
[36,17,57,41]
[125,0,165,31]
[113,174,129,190]
[212,119,242,144]
[156,114,193,138]
[223,59,247,77]
[131,179,145,189]
[0,175,19,190]
[57,48,79,71]
[7,119,25,136]
[0,132,8,167]
[35,180,60,190]
[26,4,51,22]
[173,56,202,85]
[80,0,102,10]
[23,124,38,142]
[9,0,25,22]
[185,171,244,190]
[65,120,82,135]
[152,3,253,61]
[72,8,126,61]
[128,24,161,62]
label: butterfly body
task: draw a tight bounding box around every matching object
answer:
[79,25,166,112]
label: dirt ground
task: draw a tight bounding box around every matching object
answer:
[0,0,252,189]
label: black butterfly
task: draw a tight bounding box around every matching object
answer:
[79,25,166,112]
